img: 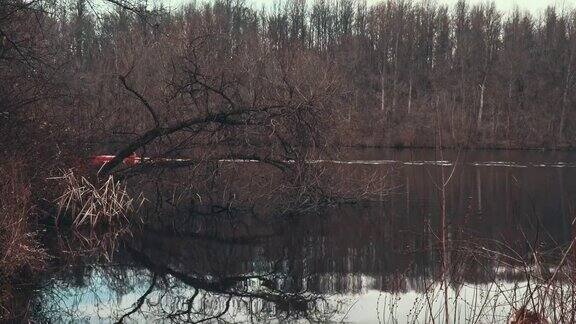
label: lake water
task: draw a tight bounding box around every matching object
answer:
[25,149,576,323]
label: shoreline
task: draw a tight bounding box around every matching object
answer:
[337,144,576,152]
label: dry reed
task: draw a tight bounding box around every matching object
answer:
[53,170,142,228]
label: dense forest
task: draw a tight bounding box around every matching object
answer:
[3,0,576,155]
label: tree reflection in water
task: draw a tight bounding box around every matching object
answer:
[30,215,351,323]
[26,201,570,323]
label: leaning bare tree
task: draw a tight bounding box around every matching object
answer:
[95,25,349,213]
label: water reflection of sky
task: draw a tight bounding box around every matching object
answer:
[40,267,536,323]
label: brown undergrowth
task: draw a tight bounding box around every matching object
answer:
[0,161,48,319]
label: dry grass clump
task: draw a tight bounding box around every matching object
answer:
[54,170,142,228]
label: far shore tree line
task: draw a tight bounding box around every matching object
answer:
[3,0,576,160]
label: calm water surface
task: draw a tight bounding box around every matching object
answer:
[29,149,576,323]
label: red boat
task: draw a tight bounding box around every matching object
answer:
[90,153,141,167]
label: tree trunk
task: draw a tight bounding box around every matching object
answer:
[559,51,573,143]
[380,71,386,113]
[407,74,413,115]
[392,34,399,111]
[492,103,497,143]
[507,80,512,146]
[477,82,485,129]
